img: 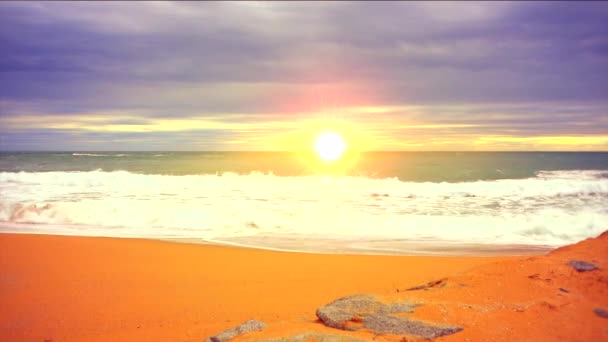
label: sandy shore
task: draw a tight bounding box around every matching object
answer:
[0,233,520,341]
[243,231,607,342]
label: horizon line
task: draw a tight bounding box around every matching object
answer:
[1,150,607,153]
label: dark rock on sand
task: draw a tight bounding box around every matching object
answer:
[364,314,463,339]
[205,320,267,342]
[567,260,599,272]
[316,294,418,330]
[254,332,369,342]
[594,308,608,319]
[405,278,447,291]
[316,294,462,339]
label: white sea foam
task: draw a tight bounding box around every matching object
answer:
[71,153,129,157]
[0,170,606,249]
[72,153,109,157]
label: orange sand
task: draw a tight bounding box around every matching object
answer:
[237,232,608,342]
[0,233,516,341]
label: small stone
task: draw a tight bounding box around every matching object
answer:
[204,320,267,342]
[567,260,599,272]
[593,308,608,319]
[559,288,569,293]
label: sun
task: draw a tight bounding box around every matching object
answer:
[315,132,346,161]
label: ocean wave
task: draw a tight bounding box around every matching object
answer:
[72,153,109,157]
[71,153,129,157]
[536,170,608,180]
[0,169,606,247]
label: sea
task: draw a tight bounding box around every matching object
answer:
[1,151,607,255]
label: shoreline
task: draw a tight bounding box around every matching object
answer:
[200,235,555,256]
[0,228,555,257]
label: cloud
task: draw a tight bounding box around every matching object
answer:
[0,1,607,150]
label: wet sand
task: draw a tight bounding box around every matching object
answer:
[201,235,554,256]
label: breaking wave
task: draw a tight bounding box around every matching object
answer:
[71,153,129,157]
[0,170,606,248]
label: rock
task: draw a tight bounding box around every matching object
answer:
[205,320,267,342]
[567,260,599,272]
[316,294,462,339]
[315,295,418,330]
[253,332,369,342]
[593,308,608,319]
[364,314,463,339]
[405,278,447,291]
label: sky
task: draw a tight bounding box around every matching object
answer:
[0,1,607,151]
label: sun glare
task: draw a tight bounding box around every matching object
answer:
[315,132,346,161]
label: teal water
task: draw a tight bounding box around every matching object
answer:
[1,151,607,182]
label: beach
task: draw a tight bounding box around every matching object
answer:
[0,233,519,341]
[2,232,607,342]
[1,153,607,341]
[2,232,607,341]
[3,1,608,340]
